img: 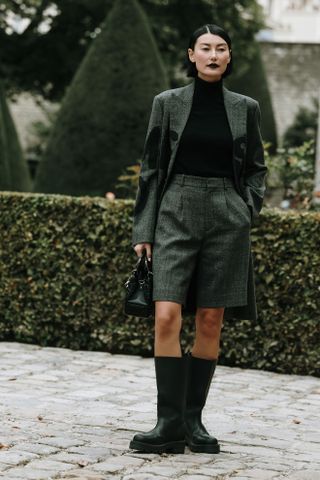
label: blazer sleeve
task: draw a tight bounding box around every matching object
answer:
[131,95,163,247]
[243,100,268,220]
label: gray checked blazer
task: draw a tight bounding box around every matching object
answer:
[131,78,268,320]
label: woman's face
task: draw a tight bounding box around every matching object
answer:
[188,33,231,82]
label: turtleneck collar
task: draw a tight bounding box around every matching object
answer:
[194,75,223,94]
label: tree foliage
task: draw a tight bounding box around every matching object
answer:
[0,0,112,99]
[266,140,316,210]
[283,101,318,148]
[1,0,265,100]
[227,41,278,151]
[33,0,169,196]
[0,81,32,191]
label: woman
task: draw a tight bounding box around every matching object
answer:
[129,24,268,454]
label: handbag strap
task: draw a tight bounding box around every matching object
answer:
[137,250,152,277]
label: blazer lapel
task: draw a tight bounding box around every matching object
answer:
[164,81,193,185]
[168,82,194,153]
[223,87,246,142]
[223,87,248,193]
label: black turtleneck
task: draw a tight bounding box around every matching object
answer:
[172,75,234,178]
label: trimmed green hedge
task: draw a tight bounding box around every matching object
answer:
[0,192,319,376]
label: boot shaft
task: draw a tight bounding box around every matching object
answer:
[186,354,217,413]
[154,356,188,420]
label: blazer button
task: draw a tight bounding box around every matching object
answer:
[240,142,246,149]
[170,130,178,141]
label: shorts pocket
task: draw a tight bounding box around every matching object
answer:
[238,194,252,222]
[226,188,252,227]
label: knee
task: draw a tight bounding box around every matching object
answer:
[196,309,223,339]
[155,311,181,341]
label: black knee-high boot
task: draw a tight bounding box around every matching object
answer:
[184,353,220,453]
[129,356,187,454]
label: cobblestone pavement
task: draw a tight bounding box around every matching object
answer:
[0,342,319,480]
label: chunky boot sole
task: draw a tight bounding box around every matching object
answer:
[187,441,220,454]
[129,439,185,454]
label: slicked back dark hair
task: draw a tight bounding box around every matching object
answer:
[185,24,233,78]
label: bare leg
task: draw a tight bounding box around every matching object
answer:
[192,307,225,359]
[154,301,183,357]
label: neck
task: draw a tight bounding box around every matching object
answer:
[197,74,222,84]
[194,75,223,94]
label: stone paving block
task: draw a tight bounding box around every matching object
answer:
[249,461,298,472]
[49,451,98,466]
[127,421,155,432]
[9,442,59,455]
[291,442,320,454]
[233,468,278,479]
[122,474,162,480]
[0,450,39,465]
[299,432,320,443]
[21,458,75,471]
[133,463,183,476]
[186,465,245,476]
[225,444,284,458]
[68,434,122,453]
[178,475,214,480]
[153,460,195,473]
[281,452,320,464]
[68,416,112,427]
[68,425,111,436]
[37,437,86,449]
[124,452,160,461]
[0,465,11,477]
[66,446,111,461]
[167,453,215,464]
[1,342,320,480]
[68,437,121,457]
[280,470,320,480]
[90,455,145,474]
[57,468,110,479]
[1,466,59,479]
[230,477,255,480]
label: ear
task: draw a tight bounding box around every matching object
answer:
[188,48,195,63]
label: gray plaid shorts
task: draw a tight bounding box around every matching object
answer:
[152,173,252,308]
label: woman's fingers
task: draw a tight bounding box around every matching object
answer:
[134,243,152,260]
[145,244,152,262]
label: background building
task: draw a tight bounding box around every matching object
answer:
[257,0,320,141]
[258,0,320,43]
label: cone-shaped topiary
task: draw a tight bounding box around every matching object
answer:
[34,0,169,197]
[0,82,32,192]
[227,42,277,153]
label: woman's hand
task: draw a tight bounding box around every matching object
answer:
[134,242,152,261]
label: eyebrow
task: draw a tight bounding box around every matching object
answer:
[199,42,227,47]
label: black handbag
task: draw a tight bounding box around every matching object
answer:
[124,250,154,317]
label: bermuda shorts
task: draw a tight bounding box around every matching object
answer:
[152,173,252,308]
